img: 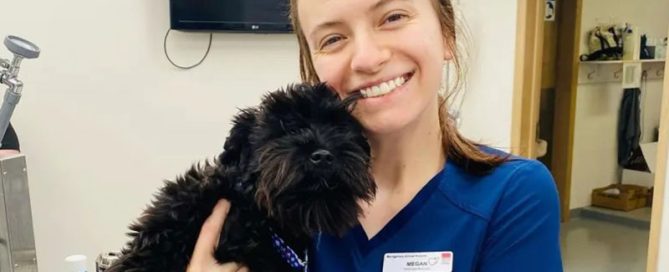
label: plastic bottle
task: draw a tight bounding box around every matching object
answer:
[656,37,667,60]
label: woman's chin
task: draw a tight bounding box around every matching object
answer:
[357,113,411,137]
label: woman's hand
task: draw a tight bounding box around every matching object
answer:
[187,199,249,272]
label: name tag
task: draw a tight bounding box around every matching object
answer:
[382,251,453,272]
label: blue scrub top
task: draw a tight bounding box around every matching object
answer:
[309,150,563,271]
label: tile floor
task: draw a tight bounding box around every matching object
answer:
[561,208,650,272]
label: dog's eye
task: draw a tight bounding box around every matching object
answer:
[280,120,299,135]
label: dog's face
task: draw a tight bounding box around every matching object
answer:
[249,83,375,237]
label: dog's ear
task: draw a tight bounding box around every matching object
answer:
[219,108,257,170]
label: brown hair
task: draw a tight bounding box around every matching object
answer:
[289,0,507,175]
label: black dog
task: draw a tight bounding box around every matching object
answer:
[107,83,376,272]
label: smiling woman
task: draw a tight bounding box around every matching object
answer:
[186,0,564,271]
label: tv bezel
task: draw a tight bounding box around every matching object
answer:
[169,0,293,33]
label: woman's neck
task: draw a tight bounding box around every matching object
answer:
[366,101,446,193]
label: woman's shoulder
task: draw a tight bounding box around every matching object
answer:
[437,146,559,222]
[479,145,553,181]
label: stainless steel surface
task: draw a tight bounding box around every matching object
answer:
[8,56,23,78]
[0,155,38,271]
[0,160,11,272]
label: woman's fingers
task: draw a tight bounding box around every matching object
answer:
[190,199,231,265]
[217,262,244,271]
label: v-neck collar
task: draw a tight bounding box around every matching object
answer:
[351,161,449,256]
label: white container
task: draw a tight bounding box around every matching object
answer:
[65,255,88,272]
[656,38,667,60]
[623,27,641,60]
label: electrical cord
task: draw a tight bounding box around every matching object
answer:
[163,28,213,69]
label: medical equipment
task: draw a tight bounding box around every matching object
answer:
[0,35,40,272]
[0,35,40,146]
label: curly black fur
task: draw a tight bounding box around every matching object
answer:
[107,83,376,272]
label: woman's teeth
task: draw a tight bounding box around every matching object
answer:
[360,75,408,98]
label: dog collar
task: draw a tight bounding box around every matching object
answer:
[270,232,308,271]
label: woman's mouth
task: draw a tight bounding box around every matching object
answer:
[359,72,414,98]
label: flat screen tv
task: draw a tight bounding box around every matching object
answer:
[169,0,293,33]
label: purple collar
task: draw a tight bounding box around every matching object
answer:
[270,232,308,271]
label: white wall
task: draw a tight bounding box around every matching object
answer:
[569,0,669,210]
[452,0,518,149]
[0,0,518,271]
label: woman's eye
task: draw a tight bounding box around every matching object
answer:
[320,35,344,49]
[384,13,408,24]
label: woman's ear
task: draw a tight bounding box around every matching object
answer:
[444,49,454,61]
[443,38,454,61]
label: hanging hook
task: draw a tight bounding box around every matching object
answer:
[614,68,622,79]
[587,67,597,80]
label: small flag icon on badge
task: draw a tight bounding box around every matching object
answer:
[441,252,453,265]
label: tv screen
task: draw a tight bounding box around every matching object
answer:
[170,0,293,33]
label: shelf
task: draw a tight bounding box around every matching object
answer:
[580,59,665,64]
[578,58,665,85]
[640,59,666,63]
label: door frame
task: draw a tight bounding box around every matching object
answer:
[512,0,581,222]
[511,0,544,160]
[646,28,669,272]
[512,0,669,270]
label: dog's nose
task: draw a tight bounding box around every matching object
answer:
[310,149,334,165]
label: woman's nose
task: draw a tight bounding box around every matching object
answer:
[350,34,391,74]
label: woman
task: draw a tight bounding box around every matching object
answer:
[188,0,563,271]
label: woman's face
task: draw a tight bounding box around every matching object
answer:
[297,0,452,135]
